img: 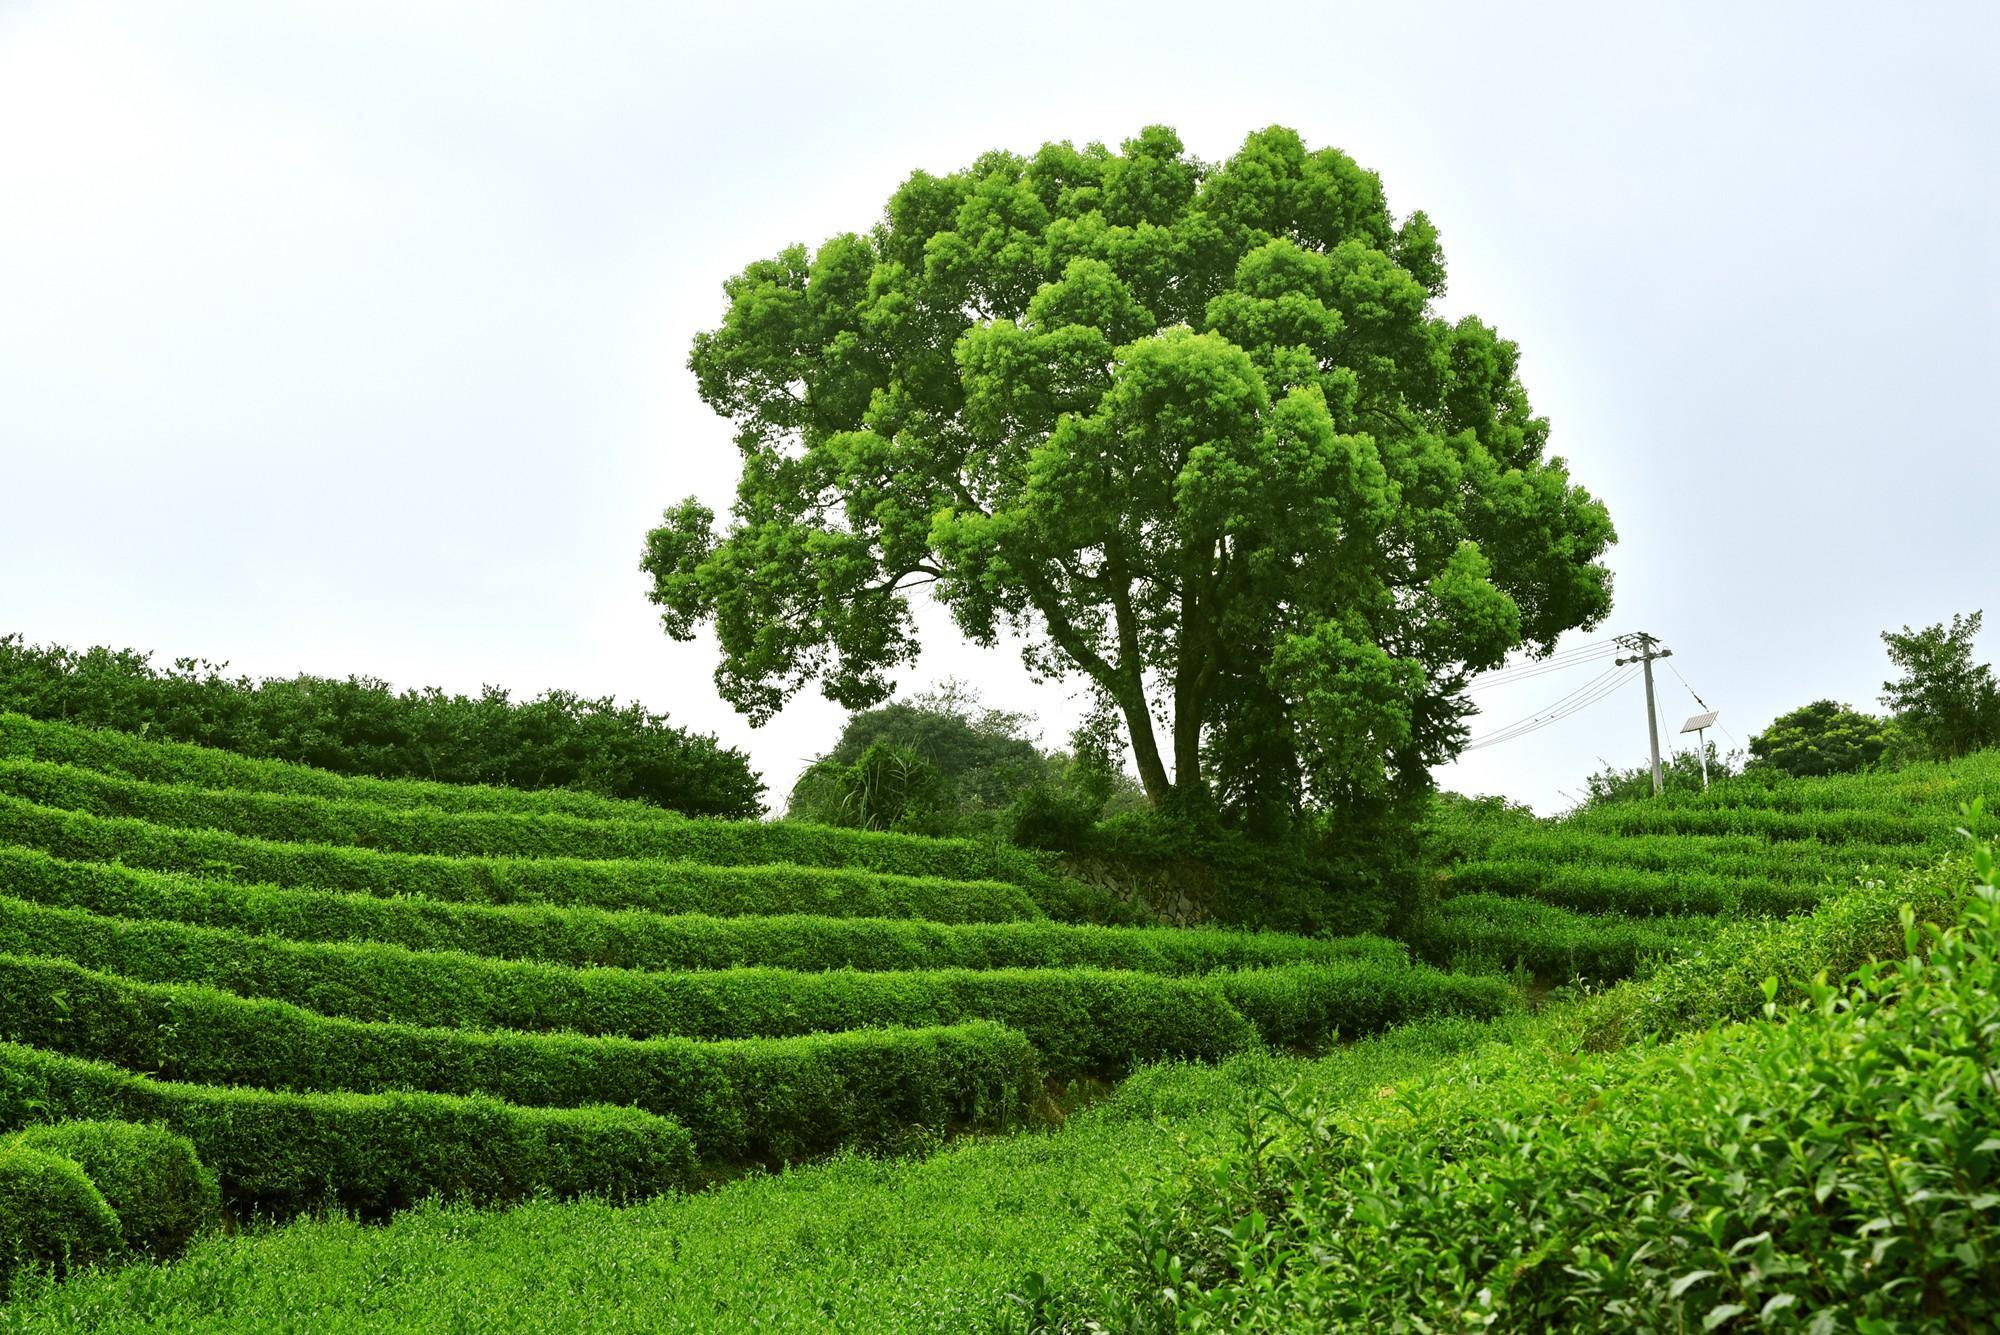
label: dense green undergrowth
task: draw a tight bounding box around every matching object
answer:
[1088,838,2000,1331]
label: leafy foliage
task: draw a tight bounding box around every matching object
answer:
[788,740,961,835]
[644,124,1614,823]
[1581,740,1739,806]
[1881,610,2000,761]
[0,634,763,818]
[1747,698,1890,777]
[0,951,1042,1166]
[0,846,1365,978]
[1101,834,2000,1331]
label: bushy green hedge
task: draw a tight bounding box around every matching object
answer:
[0,638,763,818]
[1215,963,1518,1052]
[0,794,1046,924]
[0,896,1254,1077]
[8,1120,217,1258]
[0,845,1391,977]
[1446,858,1823,917]
[0,711,693,821]
[0,1042,693,1218]
[0,954,1042,1163]
[1479,829,1927,882]
[1568,800,1944,845]
[1410,893,1707,981]
[0,1143,122,1286]
[1067,812,1407,937]
[0,756,1083,898]
[1573,852,1967,1049]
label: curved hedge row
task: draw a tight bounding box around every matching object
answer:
[0,896,1256,1077]
[0,1143,121,1282]
[0,846,1391,977]
[0,795,1046,923]
[0,758,1071,893]
[1215,963,1518,1051]
[1589,755,2000,815]
[1567,801,1944,845]
[1409,894,1708,980]
[1445,859,1824,917]
[0,1041,693,1218]
[0,712,682,822]
[1478,830,1925,882]
[0,954,1042,1163]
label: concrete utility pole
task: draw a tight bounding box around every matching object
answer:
[1615,632,1674,796]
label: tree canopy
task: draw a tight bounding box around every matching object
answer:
[644,125,1614,821]
[1881,611,2000,761]
[1748,699,1889,778]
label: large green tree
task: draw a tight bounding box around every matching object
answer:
[1748,699,1889,777]
[1881,611,2000,761]
[644,126,1614,819]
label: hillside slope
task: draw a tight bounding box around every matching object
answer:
[0,714,1498,1224]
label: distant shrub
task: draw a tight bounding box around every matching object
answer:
[1416,790,1541,868]
[1580,741,1741,806]
[0,1143,122,1286]
[1216,963,1517,1052]
[8,1120,217,1258]
[788,741,960,835]
[1746,698,1890,777]
[1064,810,1406,937]
[0,634,763,817]
[1004,780,1099,852]
[1408,893,1705,982]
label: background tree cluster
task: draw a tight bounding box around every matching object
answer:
[786,681,1143,841]
[1576,609,1996,804]
[645,124,1616,835]
[0,634,763,818]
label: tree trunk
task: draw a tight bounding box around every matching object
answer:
[1119,689,1173,807]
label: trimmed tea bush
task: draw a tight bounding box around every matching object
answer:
[0,1143,122,1285]
[0,1042,695,1217]
[0,954,1043,1162]
[8,1120,217,1258]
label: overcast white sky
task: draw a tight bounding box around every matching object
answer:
[2,1,1994,813]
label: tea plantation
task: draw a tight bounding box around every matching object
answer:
[2,711,1994,1329]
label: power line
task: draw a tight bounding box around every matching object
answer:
[1465,644,1623,693]
[1465,667,1638,751]
[1464,663,1642,751]
[1467,639,1621,690]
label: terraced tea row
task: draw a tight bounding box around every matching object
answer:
[0,846,1392,975]
[0,1040,698,1216]
[1422,760,1996,980]
[0,795,1049,923]
[0,728,1087,904]
[0,723,1511,1227]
